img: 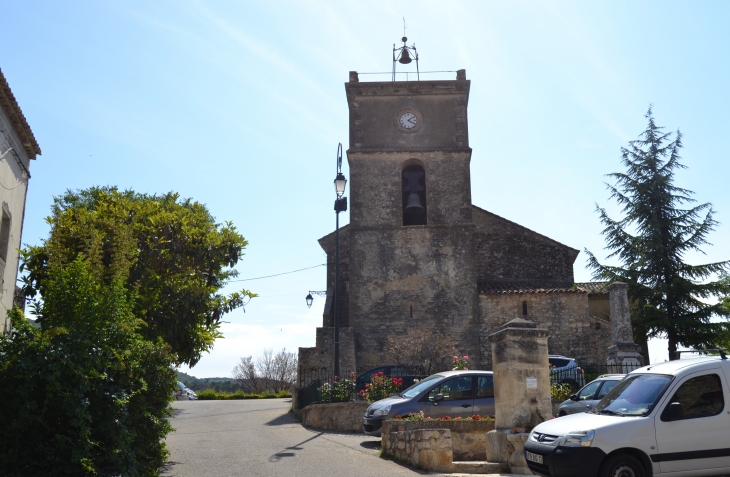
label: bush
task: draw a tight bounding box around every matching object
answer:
[0,260,175,477]
[551,382,573,402]
[393,411,494,421]
[195,389,292,400]
[359,372,403,402]
[318,374,357,403]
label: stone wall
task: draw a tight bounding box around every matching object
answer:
[382,419,495,461]
[301,402,369,433]
[479,291,611,369]
[472,206,578,288]
[347,225,479,371]
[383,428,453,472]
[297,327,356,386]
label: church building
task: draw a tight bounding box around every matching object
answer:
[299,67,614,376]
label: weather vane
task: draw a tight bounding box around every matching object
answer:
[392,18,419,81]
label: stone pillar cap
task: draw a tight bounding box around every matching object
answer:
[499,318,537,330]
[607,281,628,290]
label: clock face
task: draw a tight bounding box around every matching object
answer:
[399,112,418,129]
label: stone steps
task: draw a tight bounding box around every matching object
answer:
[450,461,510,474]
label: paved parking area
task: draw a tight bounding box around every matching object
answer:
[162,399,516,477]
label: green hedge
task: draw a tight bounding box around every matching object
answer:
[195,389,292,400]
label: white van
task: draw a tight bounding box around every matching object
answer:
[524,356,730,477]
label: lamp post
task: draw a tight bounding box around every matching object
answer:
[333,143,347,378]
[305,291,326,308]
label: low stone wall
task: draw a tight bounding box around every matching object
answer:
[301,402,369,432]
[384,428,453,472]
[382,419,495,461]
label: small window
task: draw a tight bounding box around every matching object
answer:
[477,376,494,398]
[402,164,427,226]
[661,374,724,421]
[429,376,472,401]
[578,380,602,401]
[597,380,620,399]
[522,301,528,315]
[0,210,10,264]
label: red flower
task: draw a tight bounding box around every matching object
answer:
[359,390,365,396]
[378,371,385,376]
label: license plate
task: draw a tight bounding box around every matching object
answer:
[526,451,543,464]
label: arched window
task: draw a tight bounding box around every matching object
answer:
[402,164,427,226]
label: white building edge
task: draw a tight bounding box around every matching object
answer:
[0,68,41,332]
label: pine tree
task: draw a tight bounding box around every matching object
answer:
[586,107,730,361]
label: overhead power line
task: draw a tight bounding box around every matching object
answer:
[228,263,326,283]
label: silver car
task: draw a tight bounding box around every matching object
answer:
[555,374,624,416]
[362,370,494,436]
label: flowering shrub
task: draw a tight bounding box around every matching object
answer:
[393,410,494,421]
[452,355,469,370]
[319,372,356,403]
[551,382,573,402]
[359,372,403,402]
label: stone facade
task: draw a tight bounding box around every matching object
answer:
[0,69,40,333]
[298,69,620,379]
[479,289,611,370]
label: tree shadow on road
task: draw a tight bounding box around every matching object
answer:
[159,460,181,475]
[264,412,298,426]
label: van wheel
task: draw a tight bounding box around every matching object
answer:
[599,453,645,477]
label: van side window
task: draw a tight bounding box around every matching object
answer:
[428,377,472,401]
[477,376,494,398]
[662,373,724,421]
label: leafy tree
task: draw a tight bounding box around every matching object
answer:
[586,108,730,360]
[232,348,297,393]
[0,259,175,476]
[20,187,255,366]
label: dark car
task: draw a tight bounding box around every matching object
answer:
[362,370,494,436]
[555,374,624,416]
[356,365,423,392]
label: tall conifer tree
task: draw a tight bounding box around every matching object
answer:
[586,107,729,360]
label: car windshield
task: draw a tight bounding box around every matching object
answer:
[593,374,672,416]
[400,374,444,399]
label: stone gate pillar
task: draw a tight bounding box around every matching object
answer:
[485,318,550,475]
[606,282,644,371]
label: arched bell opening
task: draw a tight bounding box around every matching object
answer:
[402,164,427,226]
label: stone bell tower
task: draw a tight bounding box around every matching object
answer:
[341,68,479,370]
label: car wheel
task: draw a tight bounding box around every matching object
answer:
[598,453,645,477]
[558,411,567,417]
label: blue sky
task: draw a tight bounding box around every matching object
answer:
[2,1,729,376]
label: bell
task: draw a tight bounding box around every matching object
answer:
[398,49,412,64]
[404,192,424,212]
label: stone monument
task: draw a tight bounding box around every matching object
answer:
[485,318,550,475]
[606,282,644,371]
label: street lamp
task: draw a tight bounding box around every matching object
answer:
[333,143,347,378]
[305,291,326,308]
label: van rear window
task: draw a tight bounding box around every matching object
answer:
[549,358,570,368]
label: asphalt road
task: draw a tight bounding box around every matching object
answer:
[161,398,431,477]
